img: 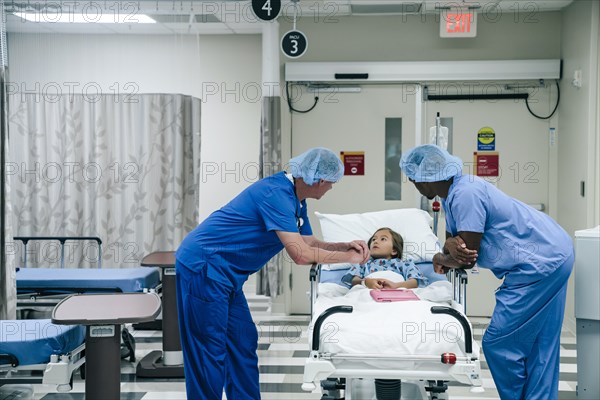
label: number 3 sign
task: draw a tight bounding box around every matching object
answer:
[252,0,281,21]
[281,30,308,58]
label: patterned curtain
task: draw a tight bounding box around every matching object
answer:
[7,93,200,268]
[257,95,283,296]
[0,1,16,319]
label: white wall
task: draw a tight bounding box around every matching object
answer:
[277,11,565,314]
[558,0,600,328]
[7,33,262,222]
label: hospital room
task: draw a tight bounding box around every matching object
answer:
[0,0,598,399]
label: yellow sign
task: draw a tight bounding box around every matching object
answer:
[477,127,495,150]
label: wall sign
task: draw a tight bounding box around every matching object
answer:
[341,151,365,176]
[251,0,281,21]
[281,30,307,58]
[477,127,496,151]
[474,152,499,177]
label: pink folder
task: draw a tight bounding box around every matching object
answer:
[370,289,420,302]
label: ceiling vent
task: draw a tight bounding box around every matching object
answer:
[150,14,221,23]
[350,3,422,15]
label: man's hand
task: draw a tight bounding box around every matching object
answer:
[347,240,370,264]
[445,236,478,265]
[433,253,450,274]
[347,248,369,265]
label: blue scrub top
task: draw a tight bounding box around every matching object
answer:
[443,175,572,284]
[176,172,313,290]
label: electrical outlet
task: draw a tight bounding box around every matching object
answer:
[572,69,583,88]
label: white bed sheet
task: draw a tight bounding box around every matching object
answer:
[310,282,479,369]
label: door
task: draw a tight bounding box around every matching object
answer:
[424,97,552,316]
[288,85,419,314]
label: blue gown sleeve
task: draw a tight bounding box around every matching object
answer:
[402,260,429,288]
[449,182,487,234]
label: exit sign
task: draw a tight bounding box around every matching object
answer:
[440,11,477,38]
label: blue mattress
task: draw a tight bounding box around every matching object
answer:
[17,267,161,294]
[0,319,85,366]
[320,261,448,286]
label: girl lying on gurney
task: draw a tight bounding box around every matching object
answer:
[341,227,429,290]
[337,227,430,400]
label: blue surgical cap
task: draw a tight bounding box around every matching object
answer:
[289,147,344,185]
[400,144,463,183]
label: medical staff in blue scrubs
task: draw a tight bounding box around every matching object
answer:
[400,144,574,400]
[175,147,370,400]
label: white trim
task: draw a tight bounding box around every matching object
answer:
[285,60,562,83]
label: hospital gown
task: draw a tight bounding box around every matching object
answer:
[341,258,429,288]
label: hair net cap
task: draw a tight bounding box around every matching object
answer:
[289,147,344,185]
[400,144,463,183]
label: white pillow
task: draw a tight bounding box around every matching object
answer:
[315,208,441,267]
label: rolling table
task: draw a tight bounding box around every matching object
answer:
[136,251,185,378]
[52,293,161,400]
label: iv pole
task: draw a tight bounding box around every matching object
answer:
[431,113,442,236]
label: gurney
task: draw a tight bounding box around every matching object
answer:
[14,236,161,310]
[302,209,483,399]
[13,236,161,364]
[0,319,86,392]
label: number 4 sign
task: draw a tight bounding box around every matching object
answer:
[252,0,281,21]
[281,30,308,58]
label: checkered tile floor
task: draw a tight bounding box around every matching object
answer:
[0,295,579,399]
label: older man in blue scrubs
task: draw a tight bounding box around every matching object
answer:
[400,144,574,400]
[175,147,370,400]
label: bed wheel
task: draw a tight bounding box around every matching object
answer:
[320,377,345,399]
[425,380,448,399]
[121,327,136,362]
[56,384,72,393]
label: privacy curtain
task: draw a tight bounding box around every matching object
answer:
[257,96,283,296]
[8,93,200,269]
[0,1,16,319]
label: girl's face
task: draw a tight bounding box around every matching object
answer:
[369,230,397,259]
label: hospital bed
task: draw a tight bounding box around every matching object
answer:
[0,319,86,392]
[302,209,483,400]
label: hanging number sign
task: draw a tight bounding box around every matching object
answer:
[281,30,307,58]
[252,0,281,21]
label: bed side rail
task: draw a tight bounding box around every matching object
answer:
[447,268,468,313]
[14,236,103,269]
[0,353,19,368]
[309,263,321,317]
[311,305,353,352]
[431,306,473,355]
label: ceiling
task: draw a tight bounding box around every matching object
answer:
[5,0,574,35]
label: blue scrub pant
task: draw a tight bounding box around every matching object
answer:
[482,253,574,400]
[176,261,260,400]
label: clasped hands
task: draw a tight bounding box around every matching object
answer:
[433,236,478,274]
[362,277,400,289]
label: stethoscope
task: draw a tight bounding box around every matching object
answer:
[287,173,304,230]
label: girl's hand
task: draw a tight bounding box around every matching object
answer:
[364,278,385,289]
[381,280,399,289]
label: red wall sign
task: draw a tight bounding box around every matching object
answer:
[341,151,365,176]
[474,152,499,177]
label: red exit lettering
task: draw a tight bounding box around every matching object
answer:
[446,13,472,33]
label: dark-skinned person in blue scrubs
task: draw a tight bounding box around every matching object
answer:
[400,144,574,400]
[175,147,370,399]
